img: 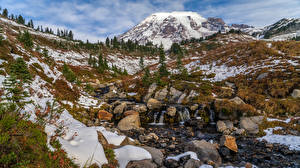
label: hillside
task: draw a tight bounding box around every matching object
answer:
[0,10,299,168]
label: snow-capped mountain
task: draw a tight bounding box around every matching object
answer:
[119,12,229,50]
[261,18,300,40]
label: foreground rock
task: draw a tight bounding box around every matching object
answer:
[98,110,113,121]
[127,159,157,168]
[142,146,164,166]
[118,114,141,131]
[147,98,162,110]
[184,140,222,166]
[291,89,300,98]
[220,135,238,152]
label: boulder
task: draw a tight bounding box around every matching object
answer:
[184,140,221,166]
[224,120,234,130]
[230,97,245,105]
[133,104,147,113]
[154,87,168,101]
[184,159,203,168]
[147,98,162,110]
[144,83,157,102]
[217,120,227,133]
[142,146,164,166]
[240,116,263,134]
[126,160,157,168]
[256,72,268,80]
[124,110,139,116]
[97,110,113,121]
[220,135,238,152]
[114,102,127,114]
[169,87,183,102]
[291,89,300,98]
[167,106,177,117]
[177,93,187,104]
[117,114,140,131]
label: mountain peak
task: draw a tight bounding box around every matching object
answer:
[119,11,227,50]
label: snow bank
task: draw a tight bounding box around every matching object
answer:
[258,127,300,151]
[96,127,126,146]
[166,151,199,161]
[114,145,152,168]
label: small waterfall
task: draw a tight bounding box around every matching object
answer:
[179,108,191,124]
[209,109,216,125]
[149,111,165,126]
[157,111,166,125]
[195,110,202,120]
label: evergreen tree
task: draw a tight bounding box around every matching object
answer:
[98,53,104,68]
[176,52,183,71]
[9,57,32,83]
[88,54,93,65]
[17,15,25,25]
[105,37,110,47]
[158,48,169,77]
[139,56,144,70]
[57,28,60,36]
[2,8,8,18]
[18,31,33,49]
[142,67,151,86]
[68,30,73,40]
[30,19,34,28]
[62,63,77,83]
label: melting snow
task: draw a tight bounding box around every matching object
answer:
[166,151,199,161]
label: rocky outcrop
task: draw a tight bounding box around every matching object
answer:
[184,140,222,166]
[154,87,168,101]
[169,87,183,103]
[117,114,141,131]
[184,159,203,168]
[132,104,147,113]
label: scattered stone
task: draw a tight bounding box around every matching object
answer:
[127,159,157,168]
[169,87,183,102]
[291,89,300,98]
[184,159,202,168]
[167,106,177,117]
[117,114,140,131]
[142,146,164,166]
[139,133,159,142]
[220,135,238,152]
[97,110,113,121]
[234,128,245,135]
[184,140,222,166]
[147,98,162,110]
[245,162,253,168]
[224,120,234,131]
[133,104,147,113]
[114,102,127,114]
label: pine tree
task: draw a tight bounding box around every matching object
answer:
[2,8,8,18]
[88,54,93,65]
[18,31,33,49]
[62,63,77,83]
[142,67,151,86]
[68,30,73,40]
[139,56,144,70]
[105,37,110,47]
[17,15,25,25]
[176,52,183,71]
[158,48,169,77]
[57,28,60,36]
[9,57,32,83]
[30,19,34,28]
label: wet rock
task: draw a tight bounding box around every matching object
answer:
[139,133,159,142]
[220,135,238,152]
[154,87,168,101]
[127,159,157,168]
[169,87,183,103]
[144,83,157,102]
[167,106,177,117]
[133,104,147,113]
[184,159,202,168]
[124,110,139,116]
[147,98,162,110]
[230,97,245,105]
[184,140,222,166]
[142,146,164,166]
[97,110,113,121]
[291,89,300,98]
[117,114,140,131]
[114,102,127,114]
[120,137,139,146]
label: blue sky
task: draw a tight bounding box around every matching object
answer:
[1,0,300,42]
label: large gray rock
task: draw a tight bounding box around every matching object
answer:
[126,159,157,168]
[154,87,168,101]
[184,140,221,166]
[240,116,263,134]
[291,89,300,98]
[117,114,140,131]
[184,159,203,168]
[169,87,183,102]
[147,98,162,110]
[142,146,164,166]
[144,83,157,102]
[230,97,245,105]
[167,106,177,117]
[114,102,127,114]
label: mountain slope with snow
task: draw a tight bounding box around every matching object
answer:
[119,12,229,50]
